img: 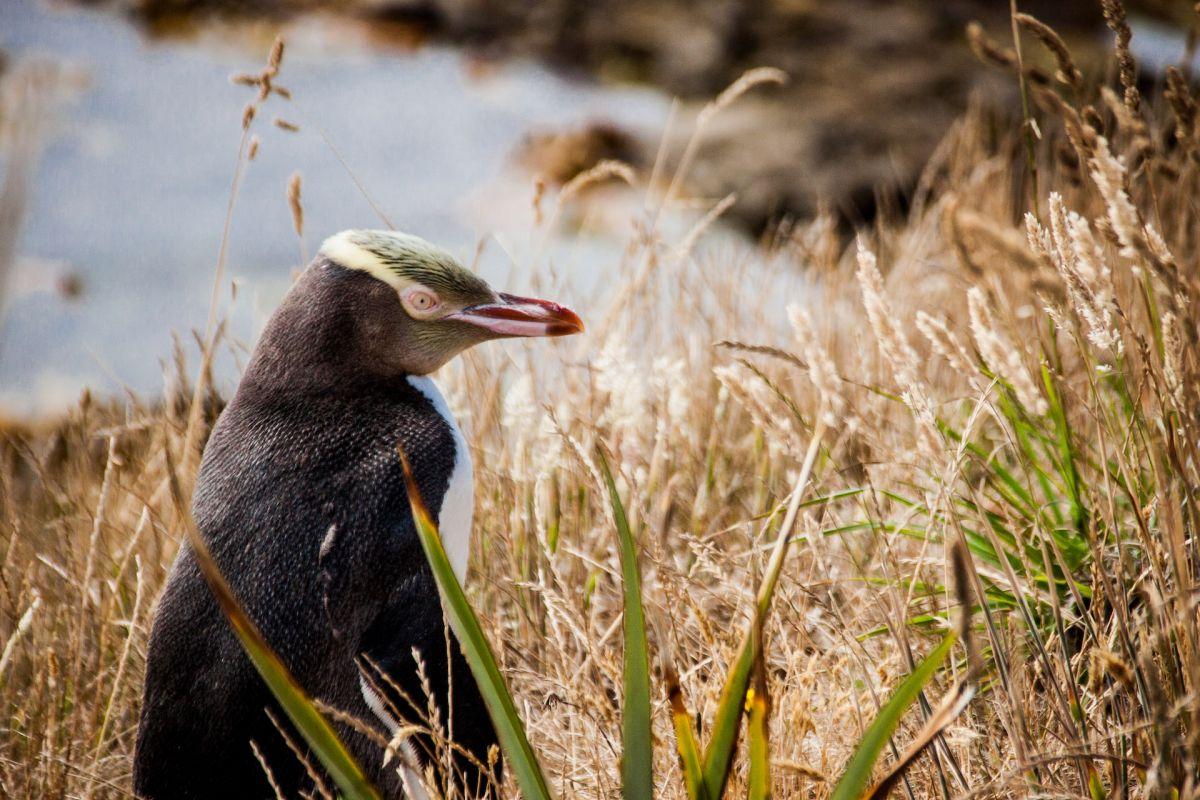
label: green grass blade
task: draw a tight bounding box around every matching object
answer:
[938,421,1037,521]
[827,633,957,800]
[1087,765,1106,800]
[400,453,555,800]
[596,448,654,799]
[165,457,381,800]
[1040,362,1087,535]
[702,626,757,797]
[666,667,709,800]
[701,422,825,798]
[747,641,771,800]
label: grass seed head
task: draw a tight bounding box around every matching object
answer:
[286,171,303,237]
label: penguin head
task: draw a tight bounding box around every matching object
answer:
[316,229,583,375]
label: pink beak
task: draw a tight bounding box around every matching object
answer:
[448,293,584,338]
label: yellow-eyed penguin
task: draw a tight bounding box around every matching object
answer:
[134,230,582,799]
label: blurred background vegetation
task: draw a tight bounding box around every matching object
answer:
[0,0,1195,416]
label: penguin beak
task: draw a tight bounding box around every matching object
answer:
[448,293,584,338]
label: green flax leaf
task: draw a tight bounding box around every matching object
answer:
[596,447,654,800]
[828,633,957,800]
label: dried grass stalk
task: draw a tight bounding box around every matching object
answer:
[287,171,304,238]
[1015,13,1082,89]
[1101,0,1141,114]
[967,22,1051,87]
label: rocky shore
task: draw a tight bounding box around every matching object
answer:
[75,0,1187,229]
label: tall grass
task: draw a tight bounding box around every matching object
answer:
[1,4,1199,797]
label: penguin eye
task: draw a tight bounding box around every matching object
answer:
[404,288,440,316]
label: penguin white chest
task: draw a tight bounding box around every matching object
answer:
[406,375,473,584]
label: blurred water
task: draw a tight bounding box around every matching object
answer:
[0,0,670,415]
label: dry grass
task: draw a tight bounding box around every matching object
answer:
[2,7,1199,799]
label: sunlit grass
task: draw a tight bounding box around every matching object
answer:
[1,5,1199,798]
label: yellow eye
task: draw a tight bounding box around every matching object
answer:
[407,289,439,314]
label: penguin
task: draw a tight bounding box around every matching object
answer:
[134,230,583,799]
